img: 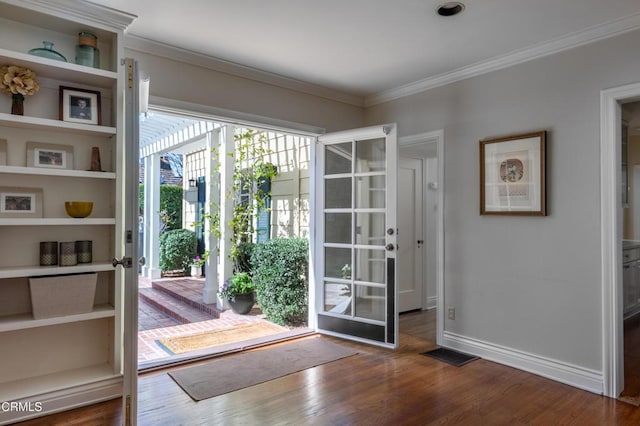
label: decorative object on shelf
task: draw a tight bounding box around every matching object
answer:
[29,272,97,319]
[0,138,6,166]
[76,240,92,263]
[89,146,102,171]
[0,65,39,116]
[28,41,67,62]
[39,241,58,266]
[64,201,93,218]
[59,86,102,125]
[479,130,547,216]
[26,141,74,169]
[0,186,43,218]
[59,241,77,266]
[75,31,100,69]
[219,272,256,314]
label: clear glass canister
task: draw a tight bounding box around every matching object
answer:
[75,31,100,69]
[29,41,67,62]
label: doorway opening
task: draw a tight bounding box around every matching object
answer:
[397,131,444,347]
[601,81,640,399]
[137,109,314,369]
[619,100,640,402]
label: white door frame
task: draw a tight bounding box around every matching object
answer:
[601,81,640,398]
[398,130,445,344]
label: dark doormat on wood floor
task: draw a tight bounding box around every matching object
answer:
[421,347,480,367]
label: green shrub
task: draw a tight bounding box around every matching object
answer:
[160,229,196,273]
[251,238,309,326]
[138,184,183,231]
[160,185,183,231]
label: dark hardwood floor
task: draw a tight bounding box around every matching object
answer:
[16,309,640,425]
[621,313,640,400]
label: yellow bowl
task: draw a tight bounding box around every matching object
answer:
[65,201,93,218]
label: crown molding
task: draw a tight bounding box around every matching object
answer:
[365,11,640,107]
[4,0,137,31]
[124,35,365,108]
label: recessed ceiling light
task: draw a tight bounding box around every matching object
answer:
[437,2,465,17]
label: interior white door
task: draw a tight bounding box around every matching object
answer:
[315,124,398,348]
[398,158,423,312]
[121,58,141,426]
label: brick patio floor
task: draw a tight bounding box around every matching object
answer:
[136,275,307,365]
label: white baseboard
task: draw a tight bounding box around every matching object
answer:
[442,331,603,395]
[0,378,122,425]
[426,296,437,310]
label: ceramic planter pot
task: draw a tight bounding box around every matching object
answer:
[228,292,255,315]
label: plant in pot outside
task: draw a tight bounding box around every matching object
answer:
[190,250,208,277]
[219,272,255,314]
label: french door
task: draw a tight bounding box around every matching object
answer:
[315,124,398,348]
[121,58,141,425]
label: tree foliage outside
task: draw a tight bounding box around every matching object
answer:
[159,229,196,274]
[251,238,309,326]
[139,184,183,232]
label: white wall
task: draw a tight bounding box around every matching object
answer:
[125,49,364,133]
[366,29,640,376]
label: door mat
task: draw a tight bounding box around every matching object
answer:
[168,337,358,401]
[157,322,288,355]
[421,347,480,367]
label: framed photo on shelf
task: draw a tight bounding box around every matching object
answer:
[0,187,43,218]
[479,130,546,216]
[59,86,102,125]
[26,142,74,169]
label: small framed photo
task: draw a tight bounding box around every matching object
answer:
[0,187,43,218]
[480,131,546,216]
[26,142,74,170]
[59,86,102,125]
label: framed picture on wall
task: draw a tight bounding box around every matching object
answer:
[479,130,546,216]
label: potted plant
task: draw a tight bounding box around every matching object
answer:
[190,250,207,278]
[219,272,255,314]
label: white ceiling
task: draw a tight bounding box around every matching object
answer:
[91,0,640,103]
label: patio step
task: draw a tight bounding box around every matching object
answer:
[139,287,218,324]
[152,279,221,317]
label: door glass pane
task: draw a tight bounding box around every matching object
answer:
[354,248,385,283]
[325,143,352,175]
[325,178,352,208]
[356,138,385,172]
[355,212,385,246]
[356,175,385,209]
[325,213,351,244]
[324,282,351,315]
[354,285,385,321]
[324,247,351,279]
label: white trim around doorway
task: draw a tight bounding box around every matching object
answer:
[601,81,640,398]
[398,129,445,345]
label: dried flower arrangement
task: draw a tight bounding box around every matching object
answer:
[1,65,39,96]
[1,65,39,115]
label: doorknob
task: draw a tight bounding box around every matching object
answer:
[385,243,395,251]
[112,257,133,268]
[138,256,146,266]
